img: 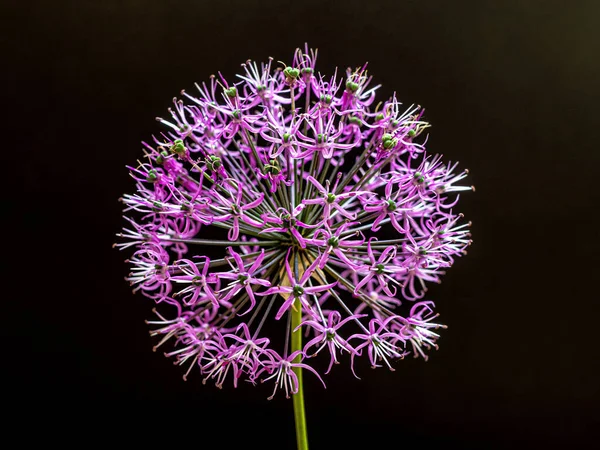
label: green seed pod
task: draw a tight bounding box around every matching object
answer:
[224,86,237,98]
[346,80,359,92]
[146,169,158,183]
[206,155,222,172]
[414,172,425,184]
[264,159,281,175]
[155,150,169,165]
[382,133,397,150]
[284,67,300,80]
[320,94,332,104]
[170,139,187,156]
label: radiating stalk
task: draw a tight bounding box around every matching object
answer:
[161,237,284,246]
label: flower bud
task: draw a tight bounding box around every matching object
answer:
[146,169,159,183]
[346,80,359,92]
[284,67,300,84]
[170,139,187,156]
[224,86,237,98]
[206,155,222,172]
[381,133,398,150]
[155,150,169,165]
[301,67,313,77]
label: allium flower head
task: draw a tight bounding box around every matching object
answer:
[117,44,473,398]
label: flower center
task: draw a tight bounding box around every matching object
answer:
[327,237,339,248]
[292,285,304,297]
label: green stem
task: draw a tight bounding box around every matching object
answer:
[291,297,308,450]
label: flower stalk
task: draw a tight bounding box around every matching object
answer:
[291,290,308,450]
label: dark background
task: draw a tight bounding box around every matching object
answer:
[3,0,599,448]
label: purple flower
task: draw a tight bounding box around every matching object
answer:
[348,317,407,376]
[255,350,326,400]
[171,256,218,307]
[212,248,271,315]
[116,45,473,397]
[210,182,264,241]
[353,239,403,297]
[259,252,337,320]
[298,311,364,374]
[304,221,365,270]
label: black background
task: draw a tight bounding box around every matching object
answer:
[3,0,599,448]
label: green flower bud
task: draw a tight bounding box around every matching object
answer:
[224,86,237,98]
[283,133,291,143]
[386,199,397,211]
[206,155,222,172]
[284,67,300,83]
[375,263,386,275]
[414,172,425,184]
[155,150,169,165]
[146,169,158,183]
[382,133,397,149]
[264,159,281,175]
[320,94,332,104]
[408,129,416,138]
[326,193,336,203]
[170,139,186,156]
[346,80,359,92]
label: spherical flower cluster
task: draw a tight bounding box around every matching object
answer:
[116,45,473,399]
